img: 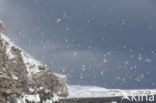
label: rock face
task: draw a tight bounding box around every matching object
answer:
[0,33,68,103]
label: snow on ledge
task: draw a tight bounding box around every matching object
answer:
[67,85,156,98]
[67,85,111,98]
[54,73,67,78]
[17,94,40,103]
[17,94,58,103]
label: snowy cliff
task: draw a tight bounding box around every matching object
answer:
[0,33,68,103]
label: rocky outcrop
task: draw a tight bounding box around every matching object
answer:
[0,33,68,103]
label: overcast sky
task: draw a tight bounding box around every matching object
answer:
[0,0,156,89]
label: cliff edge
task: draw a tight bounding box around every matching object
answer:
[0,33,68,103]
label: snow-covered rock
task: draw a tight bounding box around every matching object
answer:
[0,33,68,103]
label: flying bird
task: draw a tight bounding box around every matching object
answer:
[0,20,6,34]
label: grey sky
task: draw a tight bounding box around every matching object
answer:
[0,0,156,89]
